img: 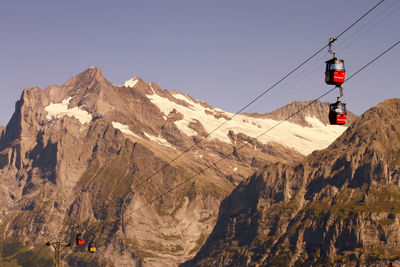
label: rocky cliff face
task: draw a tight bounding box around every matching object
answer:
[0,67,353,266]
[184,98,400,267]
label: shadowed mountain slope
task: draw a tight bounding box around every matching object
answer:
[184,98,400,267]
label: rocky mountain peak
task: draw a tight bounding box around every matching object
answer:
[304,98,400,189]
[340,98,400,152]
[56,66,112,102]
[123,76,142,88]
[64,66,105,86]
[122,76,163,97]
[185,98,400,266]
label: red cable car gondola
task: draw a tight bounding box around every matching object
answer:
[76,233,85,245]
[329,101,347,125]
[325,57,345,86]
[325,38,348,125]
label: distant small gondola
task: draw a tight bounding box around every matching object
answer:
[76,233,84,245]
[329,101,347,125]
[88,241,96,253]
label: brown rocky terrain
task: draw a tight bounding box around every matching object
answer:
[183,98,400,266]
[0,67,352,266]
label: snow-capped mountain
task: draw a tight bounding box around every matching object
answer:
[42,68,353,156]
[0,67,356,266]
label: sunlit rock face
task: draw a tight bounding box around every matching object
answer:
[184,99,400,267]
[0,67,355,266]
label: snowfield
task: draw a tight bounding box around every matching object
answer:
[45,97,92,124]
[44,79,347,156]
[123,77,139,88]
[146,90,346,155]
[112,122,141,138]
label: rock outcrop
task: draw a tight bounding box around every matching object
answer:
[184,98,400,266]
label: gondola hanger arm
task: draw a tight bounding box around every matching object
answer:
[328,37,337,57]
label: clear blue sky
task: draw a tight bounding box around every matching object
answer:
[1,0,399,126]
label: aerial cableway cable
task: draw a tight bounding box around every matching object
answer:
[121,38,400,223]
[345,40,400,82]
[67,0,387,245]
[335,0,400,53]
[124,0,387,195]
[333,0,385,41]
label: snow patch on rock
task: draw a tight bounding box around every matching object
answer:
[45,97,92,124]
[123,77,139,88]
[148,83,156,94]
[144,132,174,148]
[112,122,141,138]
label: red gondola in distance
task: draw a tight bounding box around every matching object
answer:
[76,233,85,246]
[329,101,347,125]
